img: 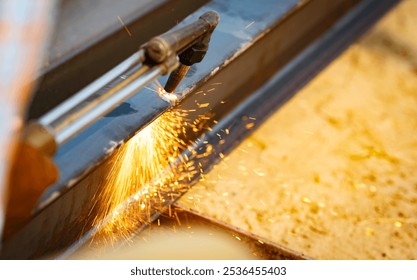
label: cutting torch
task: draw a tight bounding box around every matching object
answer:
[24,11,219,157]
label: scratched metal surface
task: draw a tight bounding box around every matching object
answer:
[0,0,399,259]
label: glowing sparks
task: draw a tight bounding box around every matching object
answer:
[117,16,132,37]
[90,83,218,243]
[146,80,178,104]
[245,123,255,129]
[245,21,255,29]
[159,91,179,104]
[82,76,251,245]
[198,103,210,108]
[92,108,190,239]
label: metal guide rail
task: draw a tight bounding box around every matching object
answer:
[67,203,311,260]
[1,0,399,259]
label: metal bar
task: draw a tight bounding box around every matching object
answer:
[170,204,310,260]
[65,203,311,260]
[54,66,163,145]
[39,50,145,126]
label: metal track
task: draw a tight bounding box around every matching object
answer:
[67,203,311,260]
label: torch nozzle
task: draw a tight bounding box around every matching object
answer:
[161,11,220,93]
[164,64,191,93]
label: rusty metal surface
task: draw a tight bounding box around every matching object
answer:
[0,0,399,259]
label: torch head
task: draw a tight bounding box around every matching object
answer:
[163,11,220,93]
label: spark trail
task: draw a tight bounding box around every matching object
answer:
[91,84,213,243]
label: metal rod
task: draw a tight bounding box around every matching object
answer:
[50,64,150,132]
[54,66,164,145]
[39,50,145,125]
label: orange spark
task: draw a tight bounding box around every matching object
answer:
[91,83,215,243]
[117,16,132,37]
